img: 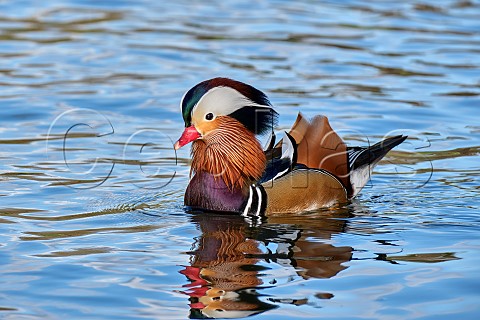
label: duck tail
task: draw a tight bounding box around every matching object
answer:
[348,135,407,197]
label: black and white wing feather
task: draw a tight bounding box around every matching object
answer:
[259,132,297,184]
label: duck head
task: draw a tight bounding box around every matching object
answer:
[174,77,278,190]
[174,77,277,149]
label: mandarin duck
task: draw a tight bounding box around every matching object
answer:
[174,77,407,217]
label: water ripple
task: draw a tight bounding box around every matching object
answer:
[0,0,479,319]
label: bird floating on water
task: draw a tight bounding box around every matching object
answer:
[174,77,407,217]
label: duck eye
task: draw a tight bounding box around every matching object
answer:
[205,113,214,121]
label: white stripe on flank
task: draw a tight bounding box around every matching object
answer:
[265,132,295,183]
[242,185,254,217]
[255,186,263,217]
[280,132,295,161]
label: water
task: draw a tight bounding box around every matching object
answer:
[1,0,479,319]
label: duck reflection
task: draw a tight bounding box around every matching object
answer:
[179,212,353,319]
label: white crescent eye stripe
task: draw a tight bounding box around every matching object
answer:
[191,86,271,124]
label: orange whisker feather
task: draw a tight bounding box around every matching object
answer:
[191,117,266,190]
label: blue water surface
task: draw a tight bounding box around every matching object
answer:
[0,0,479,319]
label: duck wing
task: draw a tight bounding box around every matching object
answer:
[286,113,351,193]
[260,132,297,184]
